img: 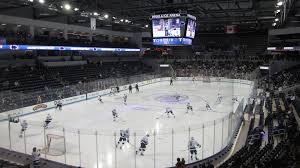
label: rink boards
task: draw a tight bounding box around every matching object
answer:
[0,77,254,122]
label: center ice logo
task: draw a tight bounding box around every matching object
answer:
[155,94,189,104]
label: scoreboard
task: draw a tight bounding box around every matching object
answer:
[151,13,196,46]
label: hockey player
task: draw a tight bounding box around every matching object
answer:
[112,109,118,121]
[166,107,175,118]
[123,94,127,105]
[9,115,19,123]
[98,96,103,103]
[170,78,173,86]
[135,84,139,92]
[216,93,223,104]
[192,76,196,83]
[19,120,28,138]
[206,103,212,111]
[136,134,150,156]
[116,128,130,149]
[188,137,201,160]
[56,100,62,110]
[175,94,181,102]
[128,85,132,94]
[186,103,193,113]
[44,114,52,129]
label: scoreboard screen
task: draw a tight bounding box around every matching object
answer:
[186,19,196,38]
[151,13,196,46]
[152,18,186,38]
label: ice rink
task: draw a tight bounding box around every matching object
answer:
[0,79,252,168]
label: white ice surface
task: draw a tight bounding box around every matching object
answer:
[0,80,252,168]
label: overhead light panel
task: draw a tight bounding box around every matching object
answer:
[277,1,283,6]
[104,14,109,19]
[93,12,99,16]
[39,0,45,4]
[64,4,71,10]
[74,8,79,11]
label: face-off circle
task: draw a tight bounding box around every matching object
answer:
[154,94,189,103]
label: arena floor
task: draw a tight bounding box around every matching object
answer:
[0,80,252,168]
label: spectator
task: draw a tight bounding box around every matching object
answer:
[14,81,19,87]
[206,160,214,168]
[37,96,42,103]
[181,158,185,167]
[176,158,183,168]
[32,147,40,168]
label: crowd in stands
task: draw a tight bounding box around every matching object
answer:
[217,58,300,168]
[0,61,153,112]
[270,65,300,90]
[172,60,263,80]
[218,91,298,168]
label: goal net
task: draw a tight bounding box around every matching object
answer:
[42,134,66,156]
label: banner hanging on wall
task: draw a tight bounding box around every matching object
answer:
[0,44,140,52]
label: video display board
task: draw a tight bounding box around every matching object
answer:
[152,18,185,38]
[186,19,196,38]
[151,13,196,46]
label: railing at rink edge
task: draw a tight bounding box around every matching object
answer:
[0,73,160,117]
[0,77,254,168]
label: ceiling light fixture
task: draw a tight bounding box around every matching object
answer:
[64,4,71,10]
[277,1,283,6]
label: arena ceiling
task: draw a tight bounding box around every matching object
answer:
[0,0,299,32]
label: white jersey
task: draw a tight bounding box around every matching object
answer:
[57,100,62,106]
[32,151,40,162]
[141,135,149,145]
[188,139,200,150]
[45,115,52,122]
[123,95,127,101]
[120,130,126,138]
[21,121,28,130]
